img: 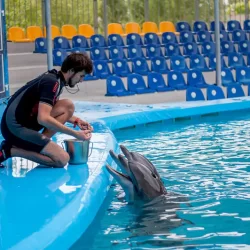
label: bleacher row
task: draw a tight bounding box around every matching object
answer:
[24,19,250,101]
[34,30,250,54]
[105,72,248,102]
[8,19,250,42]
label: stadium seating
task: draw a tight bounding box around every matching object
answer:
[187,69,209,88]
[227,84,245,98]
[33,38,47,53]
[27,26,43,41]
[186,87,205,101]
[168,70,188,90]
[125,22,141,34]
[148,72,175,92]
[151,56,169,74]
[78,24,95,38]
[193,21,208,33]
[108,23,126,36]
[127,73,156,94]
[221,67,238,86]
[72,35,89,50]
[62,25,77,39]
[8,27,31,42]
[106,75,135,96]
[207,85,225,100]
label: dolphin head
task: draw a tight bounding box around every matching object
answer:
[106,145,167,201]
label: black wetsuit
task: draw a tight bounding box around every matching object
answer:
[1,69,65,153]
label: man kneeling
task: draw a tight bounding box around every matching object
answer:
[0,52,93,168]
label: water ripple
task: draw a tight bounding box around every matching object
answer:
[74,115,250,249]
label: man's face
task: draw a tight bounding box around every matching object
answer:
[68,70,86,88]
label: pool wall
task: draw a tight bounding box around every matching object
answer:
[1,97,250,250]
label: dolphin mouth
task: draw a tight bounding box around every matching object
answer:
[106,164,132,182]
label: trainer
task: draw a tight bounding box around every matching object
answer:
[0,52,93,168]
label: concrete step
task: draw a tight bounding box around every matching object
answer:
[8,53,47,68]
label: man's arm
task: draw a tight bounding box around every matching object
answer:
[38,103,81,137]
[68,116,93,131]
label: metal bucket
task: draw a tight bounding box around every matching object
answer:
[63,139,93,165]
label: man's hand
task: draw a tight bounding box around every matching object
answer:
[74,130,92,141]
[74,118,93,131]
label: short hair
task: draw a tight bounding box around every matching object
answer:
[61,52,93,74]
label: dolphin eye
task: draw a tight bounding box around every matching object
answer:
[151,173,157,179]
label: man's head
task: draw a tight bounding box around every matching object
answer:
[61,52,93,88]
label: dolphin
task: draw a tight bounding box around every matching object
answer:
[106,145,167,201]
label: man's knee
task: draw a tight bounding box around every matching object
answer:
[53,152,70,168]
[53,99,75,117]
[61,99,75,117]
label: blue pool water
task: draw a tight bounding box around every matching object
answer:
[72,111,250,249]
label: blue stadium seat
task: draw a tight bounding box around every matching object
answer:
[72,35,89,50]
[187,69,209,88]
[70,47,86,53]
[109,45,126,60]
[193,21,208,33]
[126,33,144,46]
[90,34,107,47]
[33,37,47,53]
[201,41,216,56]
[221,41,236,55]
[162,32,178,44]
[148,72,174,92]
[227,20,242,32]
[168,70,188,90]
[231,29,248,43]
[108,34,125,47]
[151,56,169,74]
[146,44,163,59]
[84,72,99,81]
[228,52,246,69]
[207,85,225,100]
[221,67,238,86]
[54,36,71,50]
[179,31,196,44]
[170,55,189,72]
[112,58,131,77]
[164,43,182,57]
[144,32,160,46]
[220,30,231,42]
[186,87,205,101]
[197,30,213,44]
[227,84,245,98]
[93,60,112,79]
[127,44,145,60]
[235,66,250,85]
[238,41,250,55]
[90,46,109,61]
[131,57,150,75]
[183,42,200,57]
[53,49,68,66]
[243,20,250,33]
[189,54,211,72]
[247,53,250,66]
[127,73,156,94]
[208,54,227,70]
[105,76,135,96]
[210,21,225,32]
[176,21,192,32]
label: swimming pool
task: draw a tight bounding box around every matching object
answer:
[2,99,250,249]
[72,111,250,249]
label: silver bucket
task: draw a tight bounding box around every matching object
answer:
[62,139,93,165]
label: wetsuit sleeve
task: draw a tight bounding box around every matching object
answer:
[39,79,60,106]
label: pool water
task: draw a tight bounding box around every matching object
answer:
[72,112,250,249]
